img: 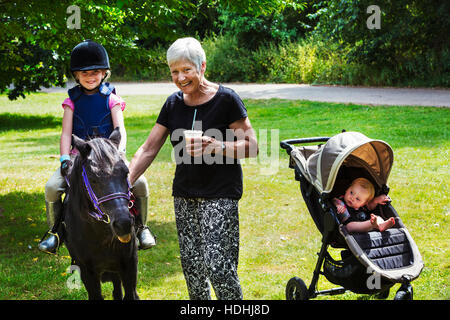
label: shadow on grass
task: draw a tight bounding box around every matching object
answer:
[0,113,60,132]
[0,191,181,299]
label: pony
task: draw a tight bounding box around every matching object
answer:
[62,128,139,300]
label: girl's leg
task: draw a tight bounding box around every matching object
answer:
[200,198,243,300]
[174,197,211,300]
[39,167,66,253]
[132,175,156,249]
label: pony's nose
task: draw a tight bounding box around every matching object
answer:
[112,215,132,237]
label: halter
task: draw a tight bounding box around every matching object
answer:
[81,165,132,223]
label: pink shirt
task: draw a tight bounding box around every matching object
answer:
[62,93,126,111]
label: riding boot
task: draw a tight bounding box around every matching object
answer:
[135,196,156,250]
[38,200,63,254]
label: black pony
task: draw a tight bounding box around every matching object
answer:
[63,128,139,300]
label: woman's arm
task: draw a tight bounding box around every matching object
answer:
[128,123,169,185]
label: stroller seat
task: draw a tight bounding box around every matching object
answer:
[351,228,412,270]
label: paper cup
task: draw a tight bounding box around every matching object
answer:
[183,130,203,143]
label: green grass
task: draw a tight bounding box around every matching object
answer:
[0,92,448,300]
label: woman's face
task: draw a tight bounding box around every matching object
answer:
[75,69,106,91]
[169,59,204,94]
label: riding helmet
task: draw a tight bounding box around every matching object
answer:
[70,40,110,72]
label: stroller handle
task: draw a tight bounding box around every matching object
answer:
[280,137,330,153]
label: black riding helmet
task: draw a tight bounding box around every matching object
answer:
[70,40,110,72]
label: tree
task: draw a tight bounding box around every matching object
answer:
[0,0,298,100]
[311,0,450,84]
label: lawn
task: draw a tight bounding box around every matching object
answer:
[0,92,448,300]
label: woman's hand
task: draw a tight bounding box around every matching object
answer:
[186,136,221,157]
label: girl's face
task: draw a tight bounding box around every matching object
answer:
[344,183,370,210]
[169,59,204,95]
[75,69,106,91]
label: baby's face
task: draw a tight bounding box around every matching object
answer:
[344,183,370,210]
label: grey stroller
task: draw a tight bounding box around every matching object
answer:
[280,131,423,300]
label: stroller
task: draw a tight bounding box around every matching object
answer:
[280,131,423,300]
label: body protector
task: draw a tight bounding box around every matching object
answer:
[69,83,115,140]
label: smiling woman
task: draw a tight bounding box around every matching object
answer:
[128,36,258,300]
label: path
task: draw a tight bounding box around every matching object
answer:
[42,82,450,107]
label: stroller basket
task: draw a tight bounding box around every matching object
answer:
[281,132,423,300]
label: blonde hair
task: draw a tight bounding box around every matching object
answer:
[166,37,206,72]
[351,178,375,201]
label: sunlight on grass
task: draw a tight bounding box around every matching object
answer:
[0,92,448,300]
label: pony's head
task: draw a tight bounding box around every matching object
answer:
[72,127,134,243]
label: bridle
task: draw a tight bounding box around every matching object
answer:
[81,164,132,224]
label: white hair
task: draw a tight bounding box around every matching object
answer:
[166,37,206,72]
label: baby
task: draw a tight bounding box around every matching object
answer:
[332,177,395,233]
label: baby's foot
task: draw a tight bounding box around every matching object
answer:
[370,214,378,228]
[378,217,395,232]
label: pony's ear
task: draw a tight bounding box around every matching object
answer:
[72,134,91,158]
[109,127,121,148]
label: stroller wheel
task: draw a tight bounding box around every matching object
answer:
[286,277,309,300]
[394,283,413,300]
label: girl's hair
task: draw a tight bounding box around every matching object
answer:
[166,37,206,72]
[351,177,375,201]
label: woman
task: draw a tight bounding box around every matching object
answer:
[128,37,258,299]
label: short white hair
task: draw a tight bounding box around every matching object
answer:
[166,37,206,72]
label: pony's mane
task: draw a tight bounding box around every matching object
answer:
[86,138,121,176]
[68,137,123,220]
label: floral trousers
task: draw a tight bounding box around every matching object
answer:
[174,197,243,300]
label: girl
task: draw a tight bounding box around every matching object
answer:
[38,40,155,253]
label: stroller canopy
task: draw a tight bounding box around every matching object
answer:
[299,132,394,194]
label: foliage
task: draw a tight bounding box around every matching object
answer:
[1,0,448,100]
[215,1,310,49]
[1,0,297,100]
[311,0,450,85]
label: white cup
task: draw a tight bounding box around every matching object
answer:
[183,130,203,143]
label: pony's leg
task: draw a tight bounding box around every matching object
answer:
[120,262,139,300]
[80,266,103,300]
[110,273,123,300]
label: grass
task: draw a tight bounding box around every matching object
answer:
[0,92,448,300]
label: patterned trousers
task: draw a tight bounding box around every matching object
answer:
[174,197,243,300]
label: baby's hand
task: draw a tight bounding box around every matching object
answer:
[373,194,391,205]
[336,204,346,214]
[333,198,346,214]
